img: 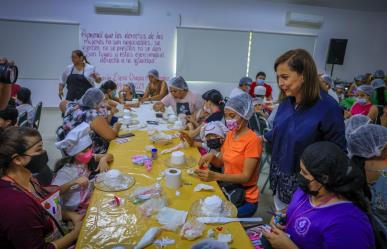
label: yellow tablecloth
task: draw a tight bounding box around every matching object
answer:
[76,130,254,249]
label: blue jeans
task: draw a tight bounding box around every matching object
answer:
[237,202,258,218]
[110,116,118,126]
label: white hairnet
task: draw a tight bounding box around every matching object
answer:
[78,87,105,109]
[357,85,374,96]
[169,76,188,90]
[148,69,159,79]
[321,74,334,89]
[200,121,229,141]
[225,92,254,120]
[345,114,371,138]
[239,77,253,86]
[124,82,136,95]
[372,79,385,89]
[374,69,385,79]
[347,124,387,159]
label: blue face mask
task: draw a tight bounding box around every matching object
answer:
[111,90,117,97]
[257,79,265,86]
[356,98,368,105]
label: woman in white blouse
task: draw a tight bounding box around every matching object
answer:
[59,50,101,101]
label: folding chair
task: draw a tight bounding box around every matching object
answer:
[18,111,29,127]
[249,113,272,193]
[33,101,43,129]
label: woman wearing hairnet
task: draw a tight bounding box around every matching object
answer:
[119,82,137,102]
[153,76,202,115]
[345,114,371,138]
[320,74,339,103]
[347,124,387,184]
[62,88,121,153]
[347,124,387,245]
[141,69,168,102]
[345,84,378,122]
[264,49,346,211]
[196,93,262,218]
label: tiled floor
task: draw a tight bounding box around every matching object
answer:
[38,108,274,223]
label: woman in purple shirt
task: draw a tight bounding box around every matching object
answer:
[263,142,377,249]
[0,127,82,249]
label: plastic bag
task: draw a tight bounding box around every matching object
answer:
[78,193,149,249]
[138,196,167,217]
[180,219,204,240]
[191,239,229,249]
[132,155,151,165]
[128,185,162,205]
[156,207,187,231]
[134,227,160,249]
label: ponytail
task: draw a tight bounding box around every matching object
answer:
[72,50,90,65]
[202,89,224,111]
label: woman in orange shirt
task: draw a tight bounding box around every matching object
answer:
[196,93,262,217]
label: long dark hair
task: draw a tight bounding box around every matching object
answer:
[301,141,381,247]
[274,49,321,108]
[202,89,224,111]
[0,126,41,176]
[54,151,97,174]
[72,50,90,64]
[54,156,76,173]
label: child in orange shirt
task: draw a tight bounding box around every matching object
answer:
[196,93,262,217]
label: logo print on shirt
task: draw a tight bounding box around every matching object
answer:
[294,216,311,237]
[176,102,191,115]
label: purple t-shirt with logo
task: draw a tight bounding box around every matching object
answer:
[285,188,375,249]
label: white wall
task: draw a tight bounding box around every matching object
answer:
[0,0,386,106]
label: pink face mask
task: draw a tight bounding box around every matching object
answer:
[75,148,93,165]
[226,119,239,131]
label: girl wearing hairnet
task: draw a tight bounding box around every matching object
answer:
[263,142,376,249]
[195,93,262,218]
[141,69,168,102]
[264,49,346,211]
[62,88,121,154]
[345,84,378,122]
[319,74,339,103]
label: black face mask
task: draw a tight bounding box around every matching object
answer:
[298,174,322,196]
[206,138,222,150]
[25,151,48,173]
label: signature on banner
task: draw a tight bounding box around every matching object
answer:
[102,72,169,91]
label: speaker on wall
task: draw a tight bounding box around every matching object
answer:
[326,39,348,65]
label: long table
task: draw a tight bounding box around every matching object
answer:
[75,106,254,249]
